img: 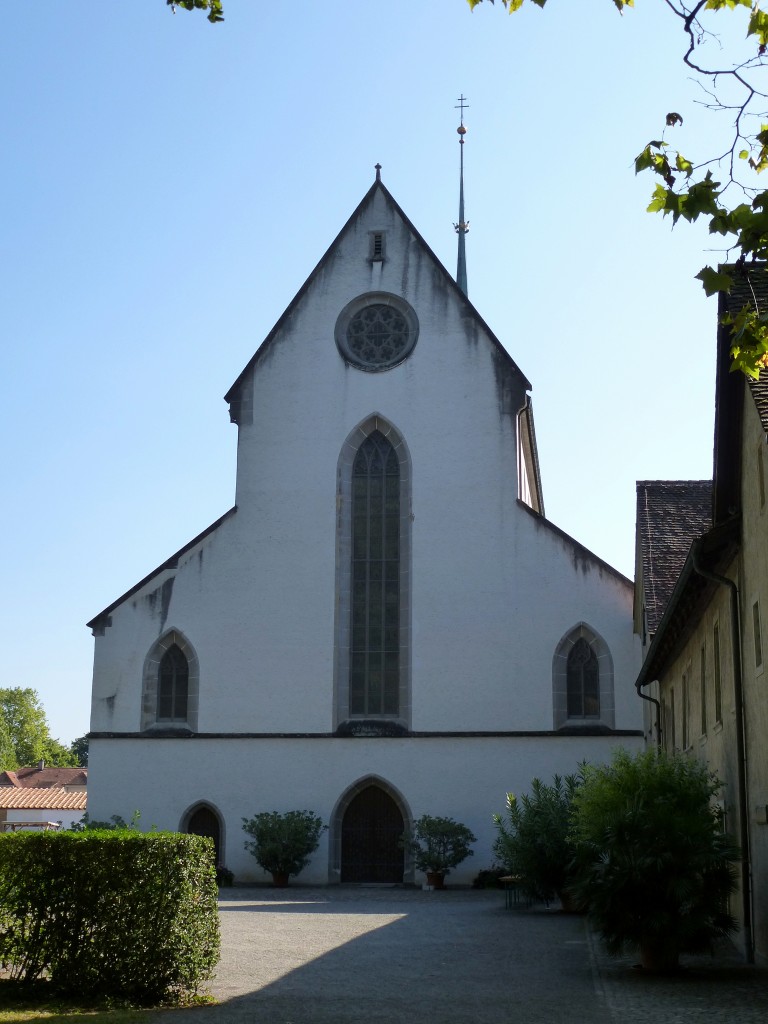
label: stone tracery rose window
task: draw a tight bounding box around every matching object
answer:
[335,293,418,370]
[346,304,410,367]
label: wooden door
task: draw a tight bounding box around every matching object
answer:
[341,785,404,883]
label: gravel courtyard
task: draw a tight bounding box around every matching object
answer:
[156,887,768,1024]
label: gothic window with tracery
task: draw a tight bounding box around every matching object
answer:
[335,293,418,371]
[566,637,600,718]
[350,431,400,715]
[158,643,189,722]
[347,305,410,367]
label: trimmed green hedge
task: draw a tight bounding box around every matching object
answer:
[0,831,219,1004]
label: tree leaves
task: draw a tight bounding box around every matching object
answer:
[167,0,224,23]
[0,687,77,769]
[748,5,768,45]
[468,0,768,377]
[696,265,734,296]
[705,0,751,10]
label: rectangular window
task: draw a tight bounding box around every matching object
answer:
[700,643,707,736]
[669,687,676,751]
[714,622,722,724]
[681,673,688,750]
[753,601,763,669]
[759,444,766,509]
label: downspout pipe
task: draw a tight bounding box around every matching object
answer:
[691,538,754,965]
[635,675,662,747]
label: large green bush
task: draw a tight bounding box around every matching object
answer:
[0,831,219,1004]
[570,748,739,970]
[493,773,581,904]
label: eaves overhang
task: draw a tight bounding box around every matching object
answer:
[635,516,740,690]
[86,507,237,634]
[516,501,632,589]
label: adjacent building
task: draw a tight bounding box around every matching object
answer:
[635,267,768,965]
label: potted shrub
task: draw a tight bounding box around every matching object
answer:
[493,773,583,909]
[569,749,739,972]
[402,815,476,889]
[242,810,326,887]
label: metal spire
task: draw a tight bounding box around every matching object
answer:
[454,95,469,297]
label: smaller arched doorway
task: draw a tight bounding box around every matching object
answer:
[184,804,223,867]
[340,784,405,883]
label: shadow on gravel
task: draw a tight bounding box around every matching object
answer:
[154,891,605,1024]
[590,936,768,1023]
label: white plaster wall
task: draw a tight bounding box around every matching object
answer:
[5,808,83,830]
[88,733,643,885]
[739,393,768,967]
[90,185,641,738]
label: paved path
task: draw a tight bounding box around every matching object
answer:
[158,887,768,1024]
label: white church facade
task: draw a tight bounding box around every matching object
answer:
[87,171,643,884]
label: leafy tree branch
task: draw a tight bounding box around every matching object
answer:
[469,0,768,376]
[167,0,224,24]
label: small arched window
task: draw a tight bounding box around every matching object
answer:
[566,637,600,718]
[158,644,189,722]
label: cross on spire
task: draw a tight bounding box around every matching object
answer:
[455,94,469,129]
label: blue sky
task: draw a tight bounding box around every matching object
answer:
[2,1,731,744]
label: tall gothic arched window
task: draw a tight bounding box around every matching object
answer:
[552,623,614,730]
[158,643,189,722]
[141,629,199,731]
[350,431,400,716]
[566,636,600,718]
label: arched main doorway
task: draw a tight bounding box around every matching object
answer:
[184,804,223,867]
[340,784,405,883]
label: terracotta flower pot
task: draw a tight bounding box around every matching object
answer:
[426,871,446,890]
[639,941,680,973]
[557,890,586,914]
[271,871,290,888]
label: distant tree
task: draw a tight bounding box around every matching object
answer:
[69,811,140,832]
[43,736,78,768]
[469,0,768,378]
[70,734,89,768]
[0,688,77,769]
[0,716,15,772]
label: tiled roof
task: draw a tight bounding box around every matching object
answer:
[0,789,87,810]
[636,481,713,634]
[748,375,768,433]
[0,767,87,789]
[721,263,768,434]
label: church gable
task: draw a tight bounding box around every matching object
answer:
[88,170,643,884]
[88,172,639,740]
[225,176,530,430]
